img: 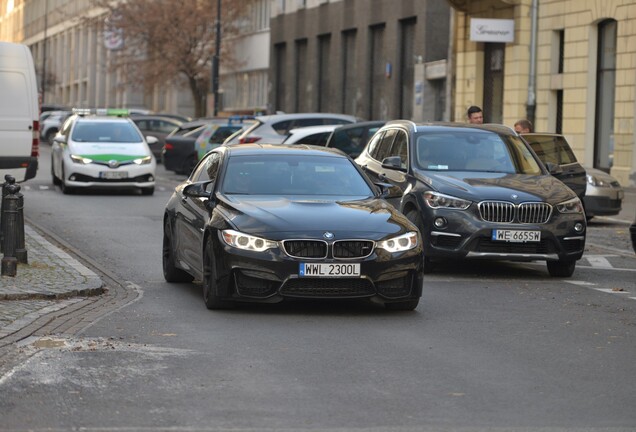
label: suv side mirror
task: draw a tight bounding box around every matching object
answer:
[381,156,406,172]
[545,162,563,175]
[53,135,66,144]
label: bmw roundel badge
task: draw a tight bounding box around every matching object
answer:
[323,232,335,240]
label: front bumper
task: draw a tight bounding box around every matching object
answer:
[64,160,156,189]
[421,206,586,262]
[213,237,424,305]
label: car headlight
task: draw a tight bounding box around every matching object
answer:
[377,231,419,253]
[424,191,471,210]
[70,154,93,164]
[586,174,608,187]
[221,229,277,252]
[133,156,152,165]
[556,197,584,214]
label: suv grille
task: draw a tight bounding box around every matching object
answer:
[479,201,552,224]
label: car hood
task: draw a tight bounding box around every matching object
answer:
[218,195,412,240]
[416,170,576,204]
[69,141,150,161]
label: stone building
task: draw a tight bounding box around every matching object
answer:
[0,0,270,118]
[449,0,636,186]
[268,0,452,121]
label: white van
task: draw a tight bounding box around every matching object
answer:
[0,41,39,182]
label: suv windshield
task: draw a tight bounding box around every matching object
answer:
[415,131,542,174]
[72,121,142,143]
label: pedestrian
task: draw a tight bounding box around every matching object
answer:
[514,119,533,133]
[467,106,483,124]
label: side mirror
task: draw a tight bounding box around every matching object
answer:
[375,182,403,199]
[183,180,214,199]
[381,156,406,172]
[146,136,159,145]
[53,135,66,144]
[545,162,563,175]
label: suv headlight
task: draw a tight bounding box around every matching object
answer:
[221,229,277,252]
[424,191,471,210]
[377,231,419,253]
[556,197,584,214]
[133,156,152,165]
[586,173,608,187]
[70,154,93,164]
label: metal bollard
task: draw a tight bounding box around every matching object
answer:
[1,175,17,253]
[1,183,19,277]
[14,183,27,264]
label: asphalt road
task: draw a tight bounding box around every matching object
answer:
[1,145,635,431]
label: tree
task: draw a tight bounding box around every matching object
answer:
[87,0,247,117]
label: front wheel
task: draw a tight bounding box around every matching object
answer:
[405,209,434,274]
[547,259,576,277]
[202,237,235,310]
[162,219,194,283]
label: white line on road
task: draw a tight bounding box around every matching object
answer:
[585,255,614,268]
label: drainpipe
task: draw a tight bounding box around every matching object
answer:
[445,10,455,122]
[526,0,538,126]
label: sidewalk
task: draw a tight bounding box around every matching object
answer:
[0,225,103,339]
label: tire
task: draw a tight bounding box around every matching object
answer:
[162,219,194,283]
[385,298,420,311]
[45,129,57,145]
[51,157,61,186]
[547,259,576,277]
[140,187,155,196]
[60,167,74,195]
[405,209,434,274]
[202,237,234,310]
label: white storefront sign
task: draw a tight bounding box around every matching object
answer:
[470,18,515,43]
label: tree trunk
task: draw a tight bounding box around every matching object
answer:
[188,76,206,118]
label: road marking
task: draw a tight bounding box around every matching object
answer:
[38,185,51,190]
[585,255,614,268]
[566,280,596,286]
[593,288,631,295]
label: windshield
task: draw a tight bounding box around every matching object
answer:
[222,154,373,196]
[72,121,143,143]
[414,131,542,174]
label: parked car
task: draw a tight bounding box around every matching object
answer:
[325,120,386,158]
[224,113,359,145]
[131,115,183,161]
[163,144,424,310]
[520,133,587,200]
[41,110,72,144]
[582,167,623,220]
[132,112,192,123]
[280,125,339,146]
[355,121,587,277]
[196,117,255,160]
[51,109,157,195]
[164,118,253,174]
[162,119,224,174]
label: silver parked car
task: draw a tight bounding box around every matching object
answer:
[224,113,360,145]
[583,167,623,220]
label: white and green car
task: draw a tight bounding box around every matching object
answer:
[51,109,158,195]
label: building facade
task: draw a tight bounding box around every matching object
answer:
[449,0,636,186]
[0,0,270,118]
[269,0,451,121]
